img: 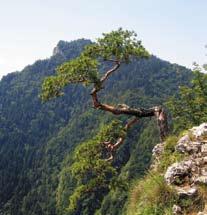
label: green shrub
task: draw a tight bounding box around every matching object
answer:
[158,136,185,173]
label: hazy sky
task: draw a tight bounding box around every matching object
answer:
[0,0,206,78]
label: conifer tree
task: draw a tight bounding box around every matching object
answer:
[41,28,168,161]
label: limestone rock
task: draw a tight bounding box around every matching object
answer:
[176,134,201,154]
[152,123,207,214]
[172,204,182,215]
[164,160,194,185]
[201,167,207,176]
[195,176,207,185]
[190,123,207,141]
[151,142,165,170]
[152,142,164,159]
[176,135,191,153]
[176,186,198,198]
[201,143,207,155]
[197,211,207,215]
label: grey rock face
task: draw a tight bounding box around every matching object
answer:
[176,186,198,198]
[175,134,201,154]
[164,123,207,187]
[52,46,65,57]
[164,160,194,185]
[195,176,207,185]
[152,142,165,158]
[151,142,165,170]
[172,204,182,215]
[190,123,207,141]
[201,144,207,155]
[154,123,207,214]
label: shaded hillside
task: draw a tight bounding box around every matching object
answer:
[0,39,192,215]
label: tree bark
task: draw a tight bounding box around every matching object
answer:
[102,117,139,161]
[91,89,168,141]
[91,61,168,160]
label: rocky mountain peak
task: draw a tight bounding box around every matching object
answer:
[52,40,68,57]
[52,39,91,58]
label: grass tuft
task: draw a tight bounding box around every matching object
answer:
[126,172,177,215]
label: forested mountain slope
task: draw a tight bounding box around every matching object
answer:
[0,39,192,215]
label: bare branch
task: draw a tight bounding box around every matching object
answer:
[100,61,120,84]
[90,61,168,161]
[124,117,139,130]
[103,117,139,160]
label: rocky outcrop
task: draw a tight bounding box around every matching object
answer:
[175,134,201,154]
[152,142,165,158]
[152,123,207,214]
[165,160,194,185]
[165,123,207,186]
[172,204,182,215]
[151,142,165,170]
[190,123,207,141]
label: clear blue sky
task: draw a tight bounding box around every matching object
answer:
[0,0,206,78]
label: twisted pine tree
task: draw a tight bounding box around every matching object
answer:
[41,28,168,161]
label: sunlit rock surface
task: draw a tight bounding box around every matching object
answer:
[152,123,207,214]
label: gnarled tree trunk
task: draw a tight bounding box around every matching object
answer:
[90,61,168,160]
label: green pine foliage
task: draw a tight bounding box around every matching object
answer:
[96,120,160,215]
[66,121,124,214]
[41,28,149,101]
[166,64,207,132]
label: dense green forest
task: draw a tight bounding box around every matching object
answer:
[0,37,192,215]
